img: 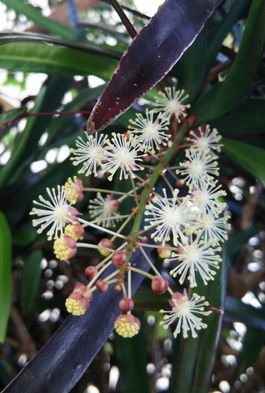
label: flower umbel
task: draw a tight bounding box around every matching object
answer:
[104,133,143,181]
[160,291,211,338]
[30,186,74,240]
[144,189,190,245]
[89,193,121,228]
[177,150,219,189]
[186,125,222,155]
[168,237,222,287]
[70,133,107,176]
[154,86,190,121]
[128,109,169,153]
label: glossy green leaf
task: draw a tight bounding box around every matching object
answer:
[211,99,265,135]
[13,227,37,247]
[0,42,117,78]
[0,107,27,125]
[223,138,265,186]
[205,0,265,120]
[206,0,249,67]
[19,251,42,313]
[190,253,226,393]
[0,212,12,342]
[1,0,75,40]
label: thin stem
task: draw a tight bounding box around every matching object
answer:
[83,187,129,195]
[125,125,187,260]
[111,212,134,242]
[88,260,112,288]
[127,263,132,298]
[138,242,176,253]
[130,176,139,207]
[78,217,127,240]
[108,0,137,38]
[76,242,113,253]
[91,214,130,223]
[121,282,127,298]
[129,266,154,280]
[161,172,174,192]
[140,246,161,277]
[96,242,127,270]
[103,269,119,283]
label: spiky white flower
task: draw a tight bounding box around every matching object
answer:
[128,109,169,153]
[144,189,190,245]
[196,211,231,244]
[70,133,107,176]
[186,125,222,155]
[30,186,77,240]
[191,181,227,216]
[103,133,143,181]
[160,291,211,338]
[154,86,190,121]
[88,193,121,228]
[168,237,221,287]
[177,150,219,189]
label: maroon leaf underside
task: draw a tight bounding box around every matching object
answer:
[3,247,152,393]
[87,0,222,133]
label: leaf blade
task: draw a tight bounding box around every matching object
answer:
[223,138,265,186]
[0,42,117,78]
[19,251,42,313]
[87,0,222,132]
[0,212,12,343]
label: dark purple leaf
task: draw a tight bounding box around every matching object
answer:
[87,0,222,132]
[2,247,152,393]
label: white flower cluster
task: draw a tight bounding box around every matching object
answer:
[30,85,230,340]
[70,87,190,181]
[145,125,230,289]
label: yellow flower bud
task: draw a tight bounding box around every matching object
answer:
[114,314,140,338]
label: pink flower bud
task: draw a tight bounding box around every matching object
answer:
[112,250,126,267]
[119,298,134,312]
[68,206,81,220]
[169,291,187,308]
[151,276,169,294]
[96,279,109,293]
[98,238,114,256]
[85,266,98,280]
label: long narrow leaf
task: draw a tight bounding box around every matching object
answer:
[2,248,151,393]
[0,42,117,78]
[0,212,12,343]
[86,0,222,132]
[1,0,75,40]
[203,0,265,120]
[223,138,265,187]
